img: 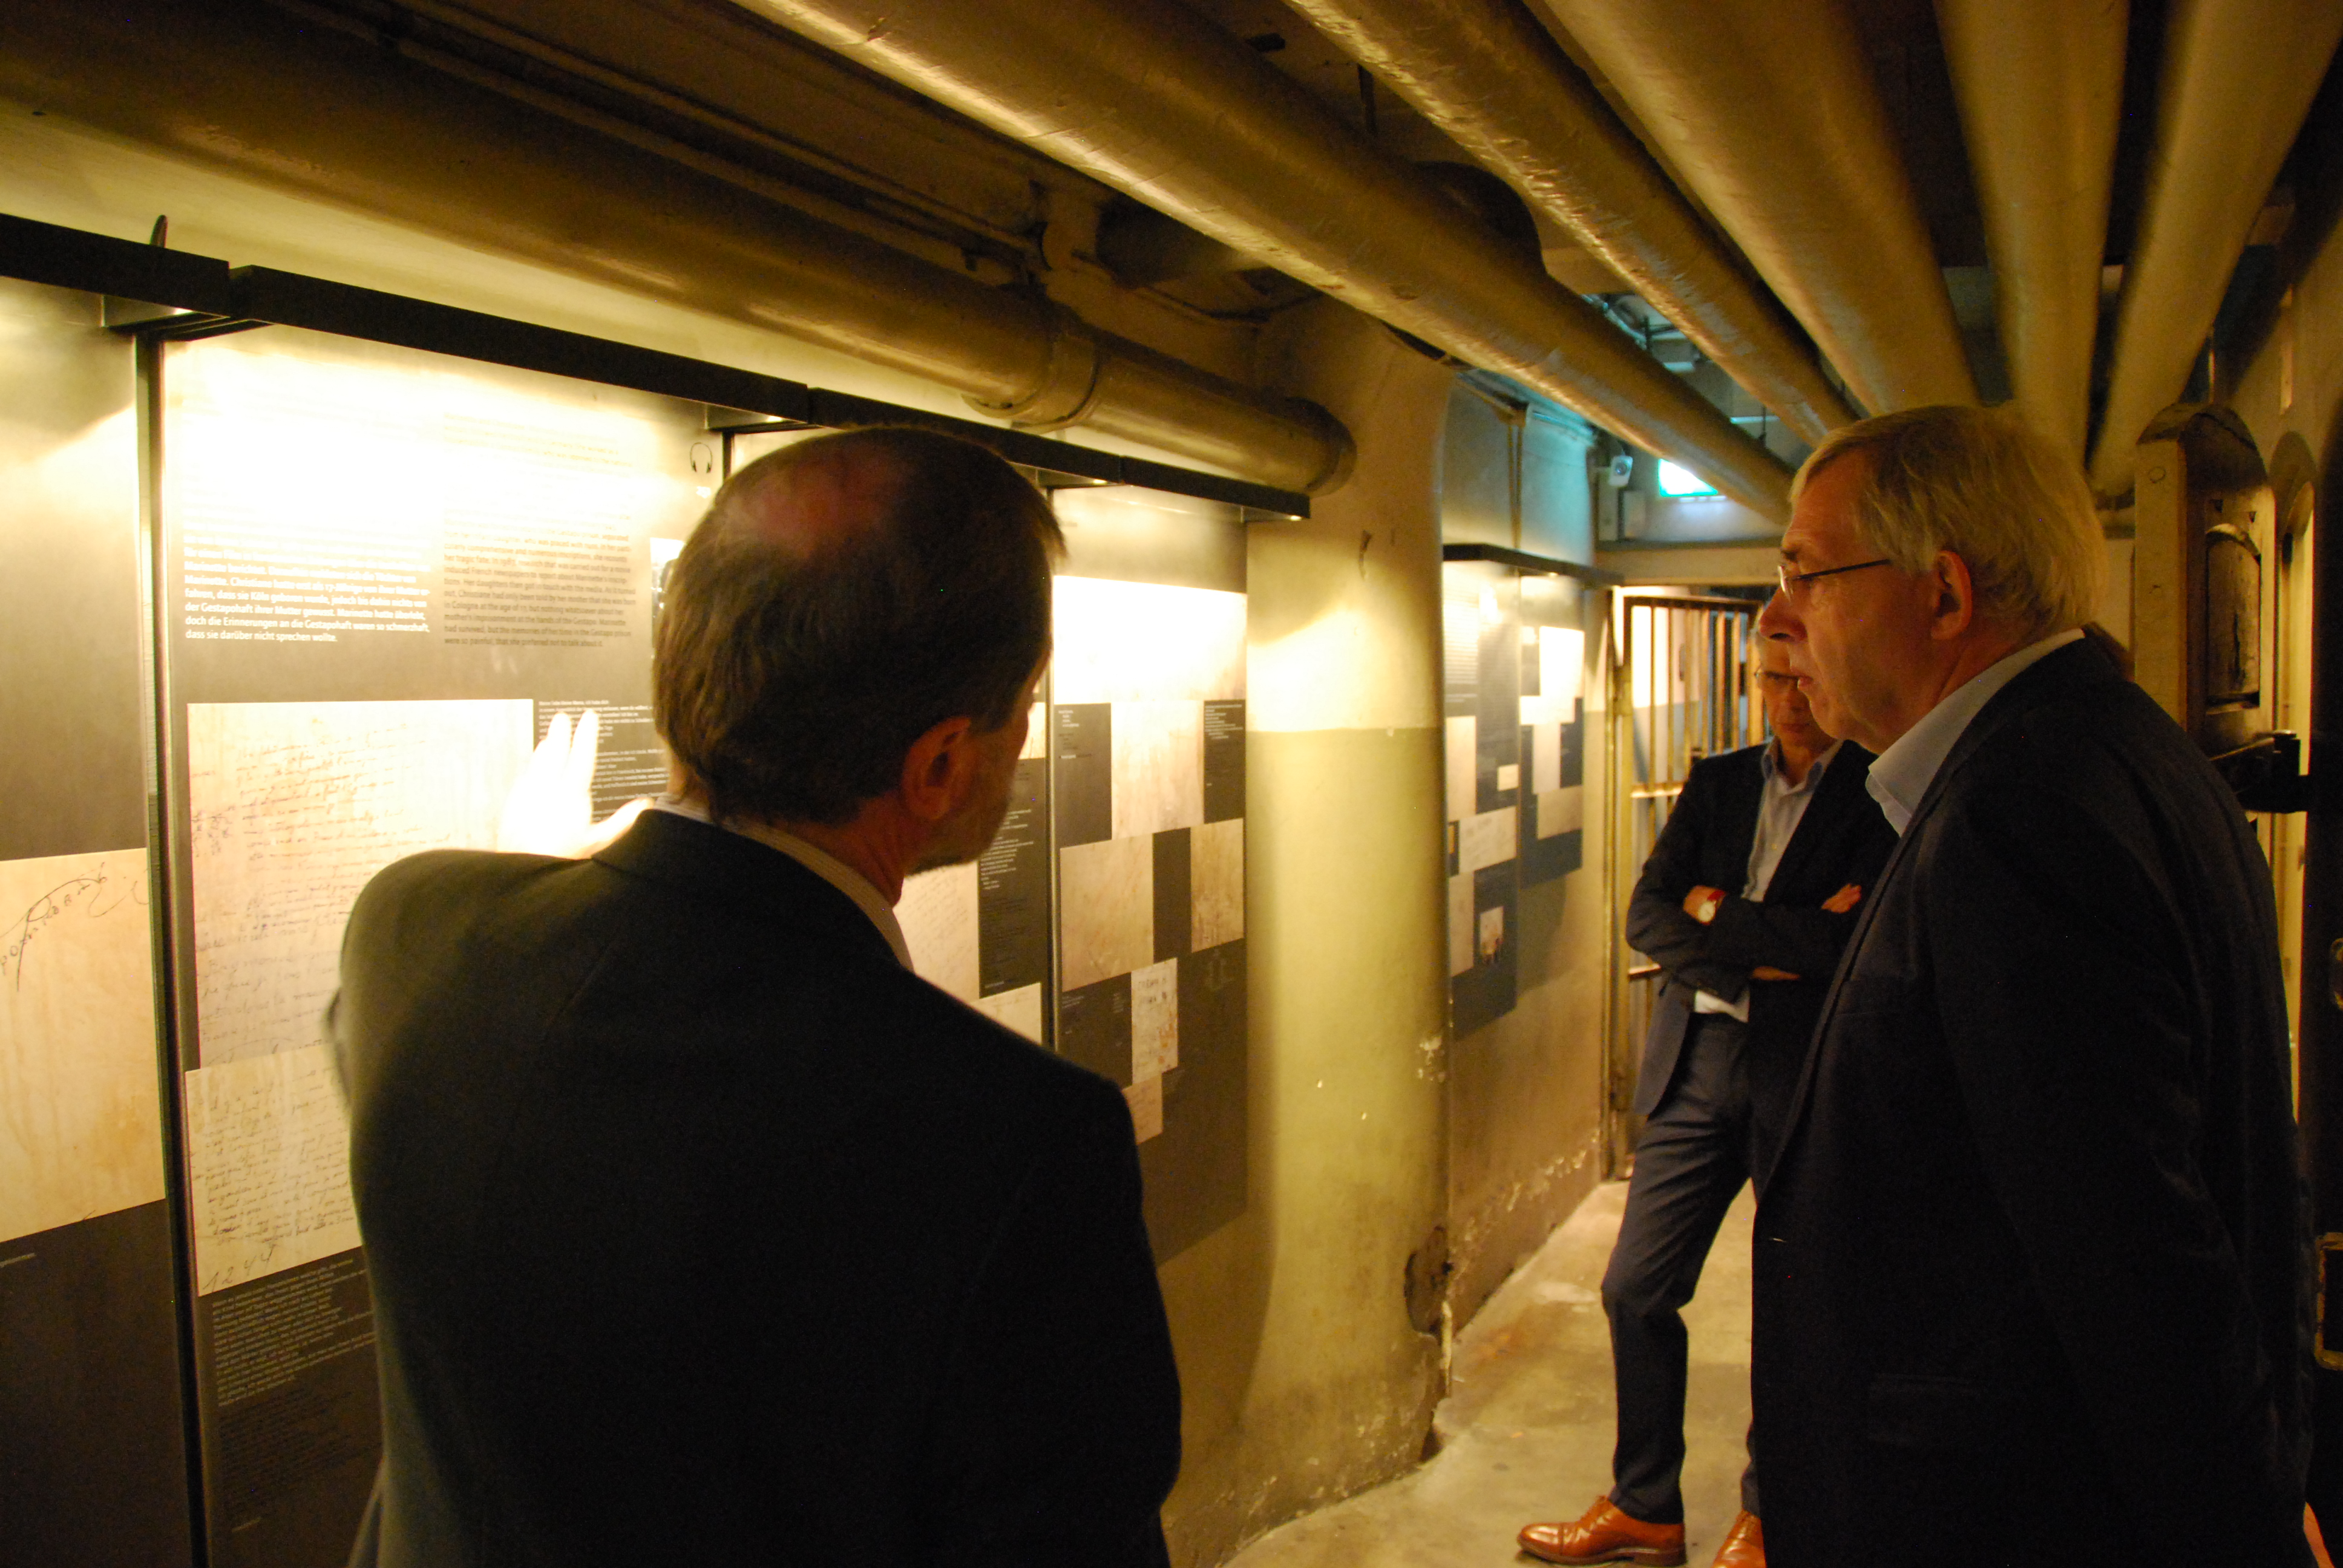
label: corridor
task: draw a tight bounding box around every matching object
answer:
[1231,1181,1758,1567]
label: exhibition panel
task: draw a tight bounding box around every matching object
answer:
[1442,552,1591,1037]
[0,215,1284,1563]
[1052,486,1249,1262]
[850,473,1254,1264]
[157,323,707,1566]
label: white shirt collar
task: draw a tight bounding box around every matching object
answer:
[649,795,911,967]
[1866,628,2084,835]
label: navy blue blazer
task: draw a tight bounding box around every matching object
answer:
[1624,739,1895,1156]
[1752,637,2313,1566]
[332,809,1180,1568]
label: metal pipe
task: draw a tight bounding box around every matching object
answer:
[2087,0,2343,498]
[1285,0,1855,445]
[736,0,1795,518]
[0,0,1353,493]
[1936,0,2128,463]
[1538,0,1978,417]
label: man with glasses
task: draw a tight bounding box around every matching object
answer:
[1749,405,2312,1566]
[1521,639,1893,1568]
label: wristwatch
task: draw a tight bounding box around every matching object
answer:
[1691,888,1724,924]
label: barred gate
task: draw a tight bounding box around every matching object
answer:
[1604,596,1766,1173]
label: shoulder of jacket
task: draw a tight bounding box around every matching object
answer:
[872,964,1128,1111]
[1957,673,2169,797]
[1686,746,1763,789]
[355,846,552,914]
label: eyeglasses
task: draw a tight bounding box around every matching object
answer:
[1775,557,1892,598]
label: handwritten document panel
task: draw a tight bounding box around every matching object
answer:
[0,849,166,1246]
[186,1045,361,1295]
[899,861,980,1004]
[189,699,531,1065]
[975,982,1044,1044]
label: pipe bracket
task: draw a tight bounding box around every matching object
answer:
[966,306,1104,431]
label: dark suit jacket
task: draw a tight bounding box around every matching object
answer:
[1752,638,2312,1566]
[1624,740,1896,1157]
[330,809,1181,1568]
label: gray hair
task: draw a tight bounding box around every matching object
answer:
[1794,404,2105,642]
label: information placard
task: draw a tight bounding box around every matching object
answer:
[162,325,707,1567]
[1052,486,1248,1263]
[1443,561,1589,1036]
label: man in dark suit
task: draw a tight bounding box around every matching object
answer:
[1751,405,2312,1567]
[1521,641,1894,1568]
[331,428,1180,1567]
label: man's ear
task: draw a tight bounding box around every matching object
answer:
[899,714,978,825]
[1927,550,1978,642]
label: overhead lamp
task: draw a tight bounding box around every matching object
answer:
[1657,460,1719,498]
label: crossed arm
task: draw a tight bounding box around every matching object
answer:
[1624,766,1864,999]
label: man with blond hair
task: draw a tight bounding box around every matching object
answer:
[1753,405,2311,1566]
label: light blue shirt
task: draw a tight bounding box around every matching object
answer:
[1864,628,2085,836]
[1693,737,1842,1021]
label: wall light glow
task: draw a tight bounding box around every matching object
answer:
[1657,460,1719,498]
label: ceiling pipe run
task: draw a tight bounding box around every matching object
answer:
[1935,0,2128,463]
[0,0,1352,494]
[736,0,1795,517]
[2087,0,2343,498]
[1285,0,1856,446]
[1538,0,1978,417]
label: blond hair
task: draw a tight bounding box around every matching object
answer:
[1794,405,2105,642]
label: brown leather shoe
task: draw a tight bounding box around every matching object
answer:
[1518,1497,1688,1566]
[1711,1511,1763,1568]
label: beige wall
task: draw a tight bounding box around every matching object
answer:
[2226,227,2343,659]
[1159,300,1453,1565]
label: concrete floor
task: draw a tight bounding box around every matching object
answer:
[1228,1178,1757,1568]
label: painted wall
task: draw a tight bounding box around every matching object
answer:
[1158,301,1453,1565]
[2217,93,2343,1500]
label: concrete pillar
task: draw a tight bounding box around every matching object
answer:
[1157,300,1453,1562]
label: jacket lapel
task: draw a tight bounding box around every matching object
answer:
[1708,747,1766,891]
[1760,742,1872,900]
[1755,812,1921,1192]
[1757,639,2121,1190]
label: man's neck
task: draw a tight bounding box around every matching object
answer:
[769,816,911,904]
[1869,623,2036,751]
[674,785,915,904]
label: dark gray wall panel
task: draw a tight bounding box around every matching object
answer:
[0,279,148,860]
